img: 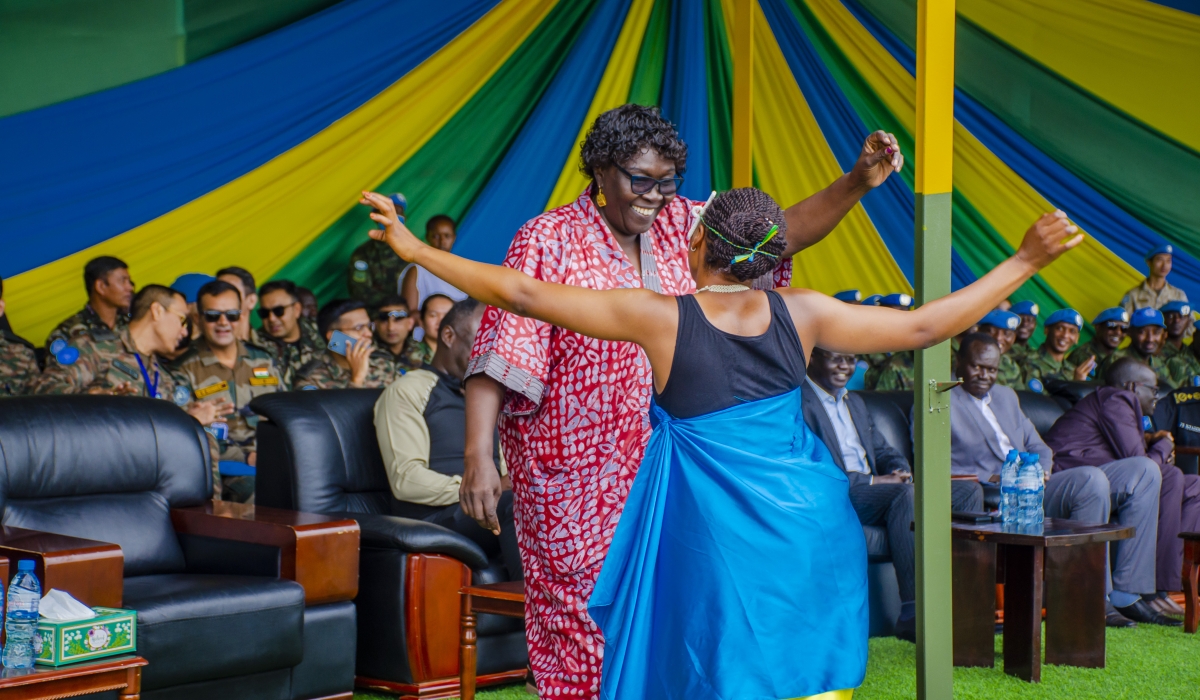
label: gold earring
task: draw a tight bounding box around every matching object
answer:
[596,187,607,208]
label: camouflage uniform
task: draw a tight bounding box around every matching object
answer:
[865,351,914,391]
[347,239,406,307]
[293,350,400,390]
[1023,345,1081,384]
[400,336,434,369]
[1067,338,1117,368]
[1009,340,1033,364]
[372,346,419,380]
[1166,347,1200,389]
[1098,346,1174,389]
[169,339,282,502]
[34,327,178,399]
[0,334,40,397]
[995,353,1024,389]
[1161,340,1185,361]
[46,305,128,347]
[250,317,326,390]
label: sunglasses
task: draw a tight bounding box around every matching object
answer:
[376,310,410,322]
[257,304,296,319]
[615,164,683,196]
[202,309,242,323]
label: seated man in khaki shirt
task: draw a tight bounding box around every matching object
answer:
[374,298,521,579]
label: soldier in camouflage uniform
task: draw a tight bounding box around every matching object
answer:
[347,193,408,307]
[1068,307,1128,368]
[295,299,400,390]
[251,280,326,389]
[371,295,420,376]
[865,351,913,391]
[1160,300,1192,361]
[46,256,134,348]
[171,280,283,502]
[35,285,188,399]
[1024,309,1097,384]
[978,309,1024,389]
[1097,307,1174,388]
[0,333,39,397]
[1008,300,1039,363]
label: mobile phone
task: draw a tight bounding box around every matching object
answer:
[327,330,355,356]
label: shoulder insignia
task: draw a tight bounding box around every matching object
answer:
[111,359,140,380]
[354,260,369,271]
[172,385,192,406]
[249,375,279,386]
[1174,391,1200,405]
[195,380,230,399]
[352,271,368,283]
[55,347,80,366]
[49,339,67,355]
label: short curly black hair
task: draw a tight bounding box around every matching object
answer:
[701,188,788,281]
[580,104,688,180]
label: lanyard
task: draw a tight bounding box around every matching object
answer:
[134,354,159,398]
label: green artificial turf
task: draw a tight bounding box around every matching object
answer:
[353,623,1200,699]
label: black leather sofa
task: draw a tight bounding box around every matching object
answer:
[250,389,527,698]
[0,395,356,700]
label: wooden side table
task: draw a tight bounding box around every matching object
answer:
[1182,531,1200,633]
[460,581,525,700]
[952,518,1133,683]
[0,655,146,699]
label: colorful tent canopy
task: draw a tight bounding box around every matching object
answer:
[2,0,1198,345]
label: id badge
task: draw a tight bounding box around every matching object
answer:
[208,421,229,441]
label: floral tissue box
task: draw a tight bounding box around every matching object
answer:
[35,607,137,666]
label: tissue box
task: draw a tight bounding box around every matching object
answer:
[34,607,137,667]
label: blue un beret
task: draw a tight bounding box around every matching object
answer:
[1010,300,1039,317]
[1160,300,1192,316]
[1044,308,1083,328]
[979,310,1020,331]
[881,293,913,309]
[833,289,862,303]
[861,294,883,306]
[171,273,216,304]
[1130,307,1165,328]
[1146,243,1173,260]
[1092,307,1129,326]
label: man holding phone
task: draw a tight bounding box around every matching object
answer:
[803,346,983,642]
[294,299,399,389]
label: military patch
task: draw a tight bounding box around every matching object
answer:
[89,327,118,342]
[352,271,368,283]
[55,347,80,366]
[252,367,271,378]
[173,386,192,406]
[1026,378,1044,394]
[1175,391,1200,404]
[248,376,279,386]
[112,360,140,380]
[301,385,318,391]
[49,339,67,355]
[195,380,230,399]
[354,260,369,271]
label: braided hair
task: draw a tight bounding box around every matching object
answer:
[701,188,788,281]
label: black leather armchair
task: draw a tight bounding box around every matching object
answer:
[0,395,356,700]
[250,389,527,698]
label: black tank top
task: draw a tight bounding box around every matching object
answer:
[655,291,807,419]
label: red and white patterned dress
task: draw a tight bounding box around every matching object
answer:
[467,192,790,698]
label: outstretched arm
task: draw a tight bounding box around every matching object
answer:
[784,211,1083,355]
[782,131,904,256]
[360,192,675,349]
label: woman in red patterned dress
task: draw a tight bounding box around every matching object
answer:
[457,104,904,698]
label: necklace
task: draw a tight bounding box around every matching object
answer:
[696,284,751,293]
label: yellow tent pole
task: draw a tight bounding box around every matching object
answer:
[913,0,955,699]
[732,0,754,188]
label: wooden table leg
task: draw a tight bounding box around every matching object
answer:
[460,592,477,700]
[1045,542,1106,667]
[1184,538,1200,634]
[119,665,142,699]
[1003,543,1044,682]
[953,538,996,667]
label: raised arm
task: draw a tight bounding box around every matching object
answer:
[785,211,1083,355]
[781,131,904,256]
[360,192,675,350]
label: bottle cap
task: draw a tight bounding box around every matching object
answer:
[17,560,34,571]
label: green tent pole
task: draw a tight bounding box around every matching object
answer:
[913,1,956,699]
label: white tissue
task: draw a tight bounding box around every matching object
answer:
[39,589,96,621]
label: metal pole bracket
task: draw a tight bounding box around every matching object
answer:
[927,378,962,413]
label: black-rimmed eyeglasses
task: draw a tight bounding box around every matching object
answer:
[615,164,683,196]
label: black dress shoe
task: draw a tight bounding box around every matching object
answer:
[894,615,916,643]
[1116,599,1183,626]
[1105,610,1137,628]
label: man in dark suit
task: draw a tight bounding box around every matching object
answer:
[803,347,984,642]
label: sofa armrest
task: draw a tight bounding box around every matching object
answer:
[349,512,489,570]
[171,501,360,605]
[0,527,123,607]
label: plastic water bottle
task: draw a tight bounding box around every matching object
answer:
[3,560,42,668]
[1015,460,1042,529]
[1000,449,1021,525]
[1022,452,1045,526]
